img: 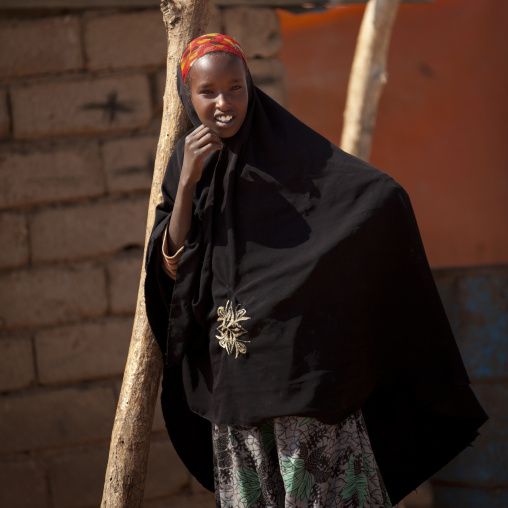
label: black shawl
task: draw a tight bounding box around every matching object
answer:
[144,68,487,504]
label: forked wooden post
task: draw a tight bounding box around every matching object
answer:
[101,1,214,506]
[341,0,401,161]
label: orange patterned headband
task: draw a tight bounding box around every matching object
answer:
[180,33,248,84]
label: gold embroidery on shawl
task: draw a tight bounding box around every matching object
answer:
[216,300,251,358]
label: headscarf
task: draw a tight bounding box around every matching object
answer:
[145,34,487,504]
[180,33,248,84]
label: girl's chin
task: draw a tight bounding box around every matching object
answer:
[211,124,241,139]
[200,114,246,138]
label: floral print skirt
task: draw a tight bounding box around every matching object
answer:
[212,410,392,508]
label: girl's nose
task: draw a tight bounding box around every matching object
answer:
[216,92,230,109]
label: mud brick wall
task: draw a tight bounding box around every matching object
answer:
[0,5,287,508]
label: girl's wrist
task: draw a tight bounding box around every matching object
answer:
[179,175,198,192]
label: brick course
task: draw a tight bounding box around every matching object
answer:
[145,492,215,508]
[50,434,192,507]
[11,74,153,139]
[0,143,104,210]
[153,389,167,433]
[0,459,49,508]
[101,135,157,193]
[223,7,282,59]
[108,254,143,314]
[207,6,223,34]
[145,438,189,499]
[154,68,167,111]
[0,385,116,453]
[250,58,288,107]
[0,212,29,269]
[35,317,132,385]
[0,335,35,392]
[0,16,83,78]
[51,446,109,508]
[0,264,107,329]
[85,11,166,72]
[31,197,148,262]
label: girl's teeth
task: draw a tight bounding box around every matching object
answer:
[217,115,233,122]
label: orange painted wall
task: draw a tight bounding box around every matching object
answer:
[278,0,508,267]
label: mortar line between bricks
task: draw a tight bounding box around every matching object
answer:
[30,331,41,388]
[1,68,156,86]
[76,12,88,73]
[26,209,35,267]
[0,377,123,402]
[0,317,122,338]
[42,454,54,508]
[0,437,119,461]
[0,258,106,278]
[104,263,113,315]
[0,253,143,284]
[0,189,151,218]
[97,137,109,197]
[148,70,160,114]
[0,128,161,158]
[5,87,13,139]
[0,69,98,87]
[0,438,116,465]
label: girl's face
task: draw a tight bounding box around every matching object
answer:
[189,53,248,138]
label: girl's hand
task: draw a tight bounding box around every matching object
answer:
[166,125,221,256]
[181,124,222,188]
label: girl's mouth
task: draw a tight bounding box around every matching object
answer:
[215,114,234,126]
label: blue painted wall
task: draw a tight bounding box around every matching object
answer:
[432,266,508,508]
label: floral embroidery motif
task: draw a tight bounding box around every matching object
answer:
[216,300,251,358]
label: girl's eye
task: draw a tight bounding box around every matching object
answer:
[231,86,241,91]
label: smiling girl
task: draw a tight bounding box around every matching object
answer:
[145,34,486,508]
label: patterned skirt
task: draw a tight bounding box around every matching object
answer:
[212,410,392,508]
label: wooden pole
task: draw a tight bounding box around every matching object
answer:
[340,0,400,161]
[101,2,214,506]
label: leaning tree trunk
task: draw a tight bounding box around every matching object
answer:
[340,0,400,161]
[101,1,214,507]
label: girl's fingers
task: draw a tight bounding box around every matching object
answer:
[200,140,222,157]
[188,131,222,155]
[182,126,223,182]
[197,129,221,147]
[193,125,221,141]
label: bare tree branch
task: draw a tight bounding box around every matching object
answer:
[341,0,400,161]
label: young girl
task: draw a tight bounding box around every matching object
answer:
[145,34,487,507]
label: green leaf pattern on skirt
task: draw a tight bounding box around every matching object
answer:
[281,456,313,500]
[237,466,262,507]
[212,410,392,507]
